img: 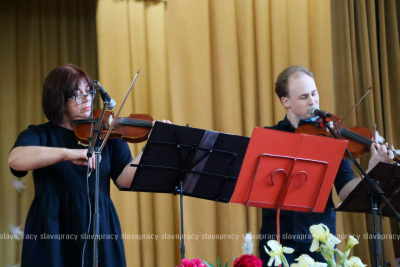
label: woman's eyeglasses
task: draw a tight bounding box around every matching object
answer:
[70,90,95,104]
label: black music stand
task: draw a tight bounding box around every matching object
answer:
[336,162,400,267]
[119,122,250,259]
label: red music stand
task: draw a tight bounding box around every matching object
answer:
[231,127,348,241]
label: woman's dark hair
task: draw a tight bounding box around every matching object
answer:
[42,64,93,125]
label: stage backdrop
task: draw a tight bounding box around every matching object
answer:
[1,0,399,266]
[331,0,400,262]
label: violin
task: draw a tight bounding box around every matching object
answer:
[74,109,153,146]
[295,114,400,163]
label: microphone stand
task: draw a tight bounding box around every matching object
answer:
[80,70,140,266]
[85,101,109,267]
[322,116,400,267]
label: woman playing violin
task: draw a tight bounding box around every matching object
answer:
[8,64,170,267]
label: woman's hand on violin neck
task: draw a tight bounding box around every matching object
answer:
[367,142,394,173]
[66,149,101,169]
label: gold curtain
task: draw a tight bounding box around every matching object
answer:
[331,0,400,265]
[3,0,395,266]
[97,0,337,266]
[0,0,97,266]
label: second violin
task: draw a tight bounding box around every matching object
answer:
[295,113,400,163]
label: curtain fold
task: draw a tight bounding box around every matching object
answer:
[0,0,97,266]
[331,0,400,264]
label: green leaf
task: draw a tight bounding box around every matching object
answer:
[224,262,228,267]
[218,257,221,267]
[203,260,215,267]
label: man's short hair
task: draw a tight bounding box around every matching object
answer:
[275,65,314,99]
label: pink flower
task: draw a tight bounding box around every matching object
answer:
[177,258,206,267]
[234,254,263,267]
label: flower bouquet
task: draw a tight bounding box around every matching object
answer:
[263,223,366,267]
[177,223,366,267]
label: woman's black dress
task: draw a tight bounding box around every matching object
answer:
[11,122,132,267]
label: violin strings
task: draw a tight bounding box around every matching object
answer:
[338,128,373,146]
[340,128,400,159]
[339,128,372,145]
[120,118,153,128]
[338,128,369,143]
[342,132,371,145]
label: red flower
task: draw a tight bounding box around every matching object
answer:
[177,258,206,267]
[233,254,263,267]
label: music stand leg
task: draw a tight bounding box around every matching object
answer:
[371,197,381,267]
[178,181,185,259]
[379,207,388,267]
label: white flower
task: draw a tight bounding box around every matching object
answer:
[242,232,254,255]
[291,254,327,267]
[309,224,327,251]
[327,234,341,247]
[344,260,353,267]
[9,224,24,240]
[294,254,316,267]
[340,235,360,265]
[13,177,26,193]
[309,224,340,252]
[7,264,20,267]
[346,235,359,250]
[264,240,294,267]
[348,257,367,267]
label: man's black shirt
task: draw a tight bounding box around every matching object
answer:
[260,116,354,243]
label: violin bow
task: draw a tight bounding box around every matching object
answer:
[335,86,399,161]
[87,70,141,177]
[99,70,141,152]
[337,86,372,126]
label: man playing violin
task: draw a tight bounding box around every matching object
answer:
[259,65,394,265]
[8,64,170,267]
